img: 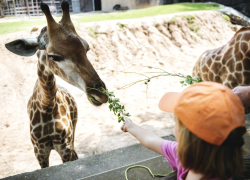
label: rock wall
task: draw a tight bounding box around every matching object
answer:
[76,11,237,72]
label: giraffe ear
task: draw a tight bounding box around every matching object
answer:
[5,38,39,57]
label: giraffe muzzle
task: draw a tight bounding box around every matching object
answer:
[87,95,103,106]
[87,90,108,106]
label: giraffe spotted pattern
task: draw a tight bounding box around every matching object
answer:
[193,27,250,89]
[27,61,78,168]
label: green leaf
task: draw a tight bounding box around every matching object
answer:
[113,98,120,103]
[124,113,130,116]
[185,77,193,85]
[121,117,125,122]
[192,77,202,83]
[108,92,115,97]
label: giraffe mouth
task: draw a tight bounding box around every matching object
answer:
[88,95,102,106]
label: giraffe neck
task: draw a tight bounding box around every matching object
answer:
[35,60,57,109]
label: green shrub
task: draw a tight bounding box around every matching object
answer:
[89,27,98,38]
[169,17,177,24]
[223,14,230,22]
[188,23,200,34]
[186,15,195,23]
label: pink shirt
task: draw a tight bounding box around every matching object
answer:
[161,140,232,180]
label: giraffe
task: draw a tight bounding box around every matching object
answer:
[192,27,250,89]
[5,1,108,168]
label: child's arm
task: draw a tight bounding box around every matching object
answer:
[121,117,164,155]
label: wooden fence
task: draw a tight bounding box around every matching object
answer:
[1,0,72,16]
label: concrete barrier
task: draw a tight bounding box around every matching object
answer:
[3,117,250,180]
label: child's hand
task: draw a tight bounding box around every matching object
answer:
[121,117,133,132]
[232,86,250,107]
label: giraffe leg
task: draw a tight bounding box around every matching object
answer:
[68,104,78,161]
[71,118,78,161]
[33,145,52,168]
[70,148,78,161]
[53,143,78,163]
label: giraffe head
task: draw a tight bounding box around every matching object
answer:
[5,1,108,106]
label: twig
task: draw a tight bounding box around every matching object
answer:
[121,66,201,89]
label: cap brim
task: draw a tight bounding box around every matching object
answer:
[158,92,181,112]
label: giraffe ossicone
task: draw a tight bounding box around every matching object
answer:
[5,1,108,168]
[192,27,250,89]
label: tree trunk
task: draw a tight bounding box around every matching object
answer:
[0,1,4,17]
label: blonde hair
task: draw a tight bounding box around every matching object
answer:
[175,116,245,180]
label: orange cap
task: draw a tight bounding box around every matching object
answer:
[159,82,246,146]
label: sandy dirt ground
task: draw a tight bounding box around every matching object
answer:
[0,11,240,178]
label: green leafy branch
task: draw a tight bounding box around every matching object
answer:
[87,87,130,123]
[86,67,201,123]
[121,66,202,89]
[180,75,202,86]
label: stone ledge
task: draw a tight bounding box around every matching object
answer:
[2,116,250,180]
[2,136,176,180]
[81,156,172,180]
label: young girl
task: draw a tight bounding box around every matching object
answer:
[121,82,246,180]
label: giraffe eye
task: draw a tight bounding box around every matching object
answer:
[48,55,64,62]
